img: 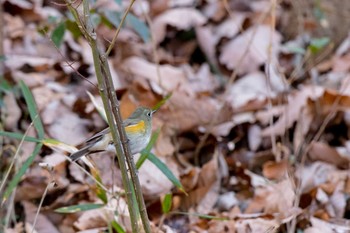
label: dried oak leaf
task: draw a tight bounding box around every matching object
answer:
[152,8,207,43]
[308,142,349,168]
[220,25,282,74]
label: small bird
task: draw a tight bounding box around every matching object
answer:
[70,107,155,161]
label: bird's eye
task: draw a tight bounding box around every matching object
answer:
[147,112,151,117]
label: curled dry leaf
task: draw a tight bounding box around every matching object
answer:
[3,92,21,130]
[152,8,207,43]
[207,220,236,233]
[185,63,220,94]
[180,153,220,212]
[121,56,187,92]
[195,14,245,67]
[43,101,89,146]
[296,162,337,193]
[262,160,288,180]
[220,25,282,74]
[22,201,60,233]
[4,14,25,38]
[235,218,279,233]
[245,178,295,218]
[161,92,224,132]
[74,206,111,231]
[308,141,349,168]
[214,15,246,41]
[261,86,325,137]
[195,26,217,66]
[227,72,275,109]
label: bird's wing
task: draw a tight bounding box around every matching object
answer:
[86,127,110,144]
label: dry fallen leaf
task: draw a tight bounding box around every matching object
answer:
[43,101,90,146]
[181,152,220,212]
[152,8,207,43]
[3,92,21,130]
[138,155,177,199]
[121,56,187,92]
[220,25,282,74]
[261,86,325,137]
[22,201,60,233]
[308,141,349,168]
[262,160,288,180]
[226,72,275,109]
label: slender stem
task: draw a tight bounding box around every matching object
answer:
[90,40,140,233]
[101,57,152,233]
[66,1,140,232]
[105,0,135,57]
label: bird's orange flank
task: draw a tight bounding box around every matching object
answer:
[125,120,146,134]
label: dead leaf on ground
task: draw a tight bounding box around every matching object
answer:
[308,141,349,168]
[121,56,187,92]
[73,205,111,231]
[152,8,207,43]
[226,72,276,109]
[43,101,90,146]
[138,155,177,199]
[220,25,282,74]
[22,201,60,233]
[262,160,288,180]
[180,152,220,212]
[261,86,325,137]
[3,92,21,130]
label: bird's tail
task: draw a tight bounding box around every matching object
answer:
[70,146,91,162]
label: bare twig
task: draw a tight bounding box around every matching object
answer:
[105,0,136,57]
[31,163,56,233]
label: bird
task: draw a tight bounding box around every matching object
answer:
[70,107,155,161]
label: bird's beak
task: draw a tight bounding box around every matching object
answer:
[152,109,157,114]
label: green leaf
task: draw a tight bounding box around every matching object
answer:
[148,152,185,194]
[2,143,43,203]
[308,37,330,54]
[90,169,108,204]
[0,79,11,92]
[0,55,6,61]
[162,193,172,214]
[55,203,104,213]
[111,220,126,233]
[0,131,41,143]
[114,0,122,5]
[19,81,44,139]
[153,93,172,112]
[284,45,306,55]
[66,20,82,39]
[126,13,150,43]
[104,10,121,28]
[51,22,66,47]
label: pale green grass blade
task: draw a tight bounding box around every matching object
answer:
[55,203,104,213]
[2,143,43,204]
[19,81,44,139]
[0,131,41,143]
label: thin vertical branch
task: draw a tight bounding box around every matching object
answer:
[65,1,142,232]
[100,56,152,233]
